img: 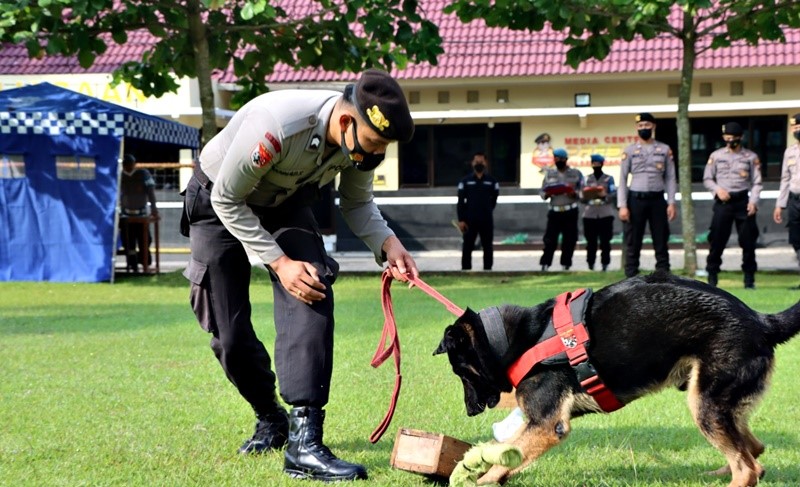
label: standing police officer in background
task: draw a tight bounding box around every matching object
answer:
[457,152,500,271]
[181,69,419,482]
[617,113,677,277]
[704,121,762,289]
[581,154,616,271]
[774,113,800,277]
[540,148,584,271]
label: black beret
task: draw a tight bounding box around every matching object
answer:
[348,69,414,143]
[791,113,800,125]
[535,132,551,143]
[590,154,605,164]
[722,122,743,136]
[123,154,136,164]
[635,113,655,123]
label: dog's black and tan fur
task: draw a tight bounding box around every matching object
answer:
[434,271,800,487]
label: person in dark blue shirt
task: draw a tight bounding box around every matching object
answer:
[457,152,500,270]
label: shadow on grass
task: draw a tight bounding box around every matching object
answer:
[0,302,198,335]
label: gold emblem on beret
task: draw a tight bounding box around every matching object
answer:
[366,105,390,131]
[635,115,641,122]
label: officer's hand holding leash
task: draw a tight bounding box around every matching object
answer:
[382,235,419,285]
[270,255,327,304]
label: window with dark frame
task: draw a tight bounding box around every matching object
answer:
[398,122,521,188]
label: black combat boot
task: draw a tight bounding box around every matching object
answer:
[284,406,367,481]
[707,272,718,287]
[744,272,755,289]
[238,404,289,454]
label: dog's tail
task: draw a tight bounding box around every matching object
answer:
[764,299,800,346]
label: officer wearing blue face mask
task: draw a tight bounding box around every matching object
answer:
[181,69,418,482]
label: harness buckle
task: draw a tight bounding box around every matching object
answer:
[573,361,598,383]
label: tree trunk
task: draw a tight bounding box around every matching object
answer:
[678,13,698,275]
[186,0,217,148]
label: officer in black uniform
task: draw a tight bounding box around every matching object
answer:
[704,121,762,288]
[181,69,419,482]
[457,152,500,270]
[617,113,678,277]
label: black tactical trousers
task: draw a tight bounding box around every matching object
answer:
[461,219,494,270]
[540,208,579,268]
[623,195,670,277]
[182,175,339,412]
[789,195,800,251]
[583,216,614,268]
[706,198,758,274]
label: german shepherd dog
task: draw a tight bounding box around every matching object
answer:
[434,271,800,487]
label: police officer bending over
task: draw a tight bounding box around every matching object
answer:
[705,122,763,288]
[181,69,419,482]
[618,113,677,277]
[457,152,499,271]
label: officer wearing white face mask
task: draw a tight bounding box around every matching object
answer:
[180,69,419,482]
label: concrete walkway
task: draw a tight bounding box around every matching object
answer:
[139,246,799,275]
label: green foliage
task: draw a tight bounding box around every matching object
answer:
[2,272,800,485]
[0,0,443,112]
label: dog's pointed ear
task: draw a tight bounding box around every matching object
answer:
[433,325,453,356]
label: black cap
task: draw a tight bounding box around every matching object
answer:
[635,113,655,123]
[535,132,551,144]
[791,113,800,125]
[347,69,414,143]
[722,122,743,136]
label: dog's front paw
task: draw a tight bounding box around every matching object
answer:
[450,443,523,486]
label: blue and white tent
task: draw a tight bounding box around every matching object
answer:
[0,82,199,282]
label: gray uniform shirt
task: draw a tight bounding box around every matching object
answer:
[581,173,617,219]
[199,89,394,265]
[617,140,677,208]
[703,146,762,205]
[540,167,583,207]
[776,143,800,208]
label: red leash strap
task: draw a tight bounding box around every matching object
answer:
[369,269,464,443]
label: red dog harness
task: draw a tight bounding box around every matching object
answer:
[507,289,624,412]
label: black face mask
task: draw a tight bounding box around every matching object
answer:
[555,159,567,170]
[638,128,653,141]
[794,130,800,141]
[726,139,741,149]
[473,163,486,173]
[592,167,604,178]
[340,119,385,171]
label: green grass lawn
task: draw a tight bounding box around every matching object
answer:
[2,270,800,486]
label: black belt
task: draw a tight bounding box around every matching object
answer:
[194,164,213,190]
[629,191,663,200]
[717,190,748,204]
[791,193,800,201]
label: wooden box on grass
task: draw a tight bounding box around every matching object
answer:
[390,428,472,478]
